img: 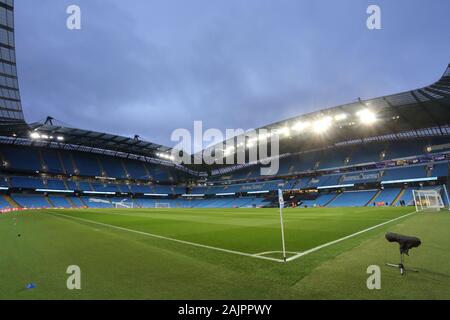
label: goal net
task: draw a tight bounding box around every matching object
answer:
[412,188,446,212]
[113,199,134,209]
[155,202,170,208]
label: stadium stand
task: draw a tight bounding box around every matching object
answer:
[0,196,12,209]
[382,166,427,181]
[432,162,449,177]
[100,157,127,178]
[70,197,85,208]
[10,176,45,189]
[73,153,102,177]
[0,139,448,209]
[49,196,72,208]
[12,194,50,208]
[1,145,42,172]
[300,193,337,207]
[45,179,67,190]
[0,3,448,213]
[328,190,378,207]
[373,188,402,206]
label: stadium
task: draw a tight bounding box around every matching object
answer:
[1,1,450,301]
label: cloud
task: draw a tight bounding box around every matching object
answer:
[14,0,450,147]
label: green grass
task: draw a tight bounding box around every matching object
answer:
[1,206,449,299]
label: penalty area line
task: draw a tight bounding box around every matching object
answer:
[44,211,285,263]
[286,210,417,262]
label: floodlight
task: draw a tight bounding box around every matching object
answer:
[334,113,347,121]
[258,133,269,140]
[224,146,235,155]
[30,132,40,139]
[247,137,257,148]
[57,136,64,141]
[292,121,310,132]
[277,127,290,137]
[41,134,49,139]
[313,117,332,133]
[357,109,377,124]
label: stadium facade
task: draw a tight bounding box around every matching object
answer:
[0,1,449,211]
[0,0,24,127]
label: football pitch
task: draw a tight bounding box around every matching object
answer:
[1,206,450,299]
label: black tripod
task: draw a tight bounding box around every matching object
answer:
[385,232,421,276]
[386,252,419,275]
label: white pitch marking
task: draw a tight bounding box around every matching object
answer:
[286,211,417,262]
[45,211,285,263]
[253,251,300,257]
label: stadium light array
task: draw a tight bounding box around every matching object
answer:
[357,109,377,124]
[157,152,175,161]
[224,146,235,155]
[291,121,310,132]
[313,116,332,133]
[276,127,290,137]
[334,113,348,121]
[29,132,65,141]
[258,132,270,140]
[246,137,257,148]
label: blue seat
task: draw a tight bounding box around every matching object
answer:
[41,150,64,173]
[382,166,426,181]
[375,188,401,205]
[12,194,50,208]
[10,176,45,189]
[1,146,41,172]
[49,196,72,208]
[431,162,448,177]
[101,157,127,178]
[73,154,102,177]
[328,190,376,207]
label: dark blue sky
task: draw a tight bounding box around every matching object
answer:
[14,0,450,147]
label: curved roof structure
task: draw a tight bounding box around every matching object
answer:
[195,64,450,171]
[0,1,448,177]
[0,0,180,164]
[0,0,24,127]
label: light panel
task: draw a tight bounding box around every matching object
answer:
[313,117,332,133]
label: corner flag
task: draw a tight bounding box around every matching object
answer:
[278,189,285,207]
[278,189,287,262]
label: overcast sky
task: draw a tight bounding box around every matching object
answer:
[14,0,450,148]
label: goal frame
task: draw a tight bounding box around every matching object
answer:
[155,202,171,209]
[113,200,134,209]
[412,188,445,212]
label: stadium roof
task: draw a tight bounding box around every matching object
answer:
[194,64,450,170]
[0,1,449,175]
[27,121,174,155]
[0,0,25,127]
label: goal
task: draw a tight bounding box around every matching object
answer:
[155,202,170,208]
[412,188,447,212]
[113,199,134,209]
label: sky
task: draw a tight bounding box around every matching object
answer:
[14,0,450,149]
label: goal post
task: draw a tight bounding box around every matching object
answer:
[113,200,134,209]
[155,202,170,208]
[412,188,446,212]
